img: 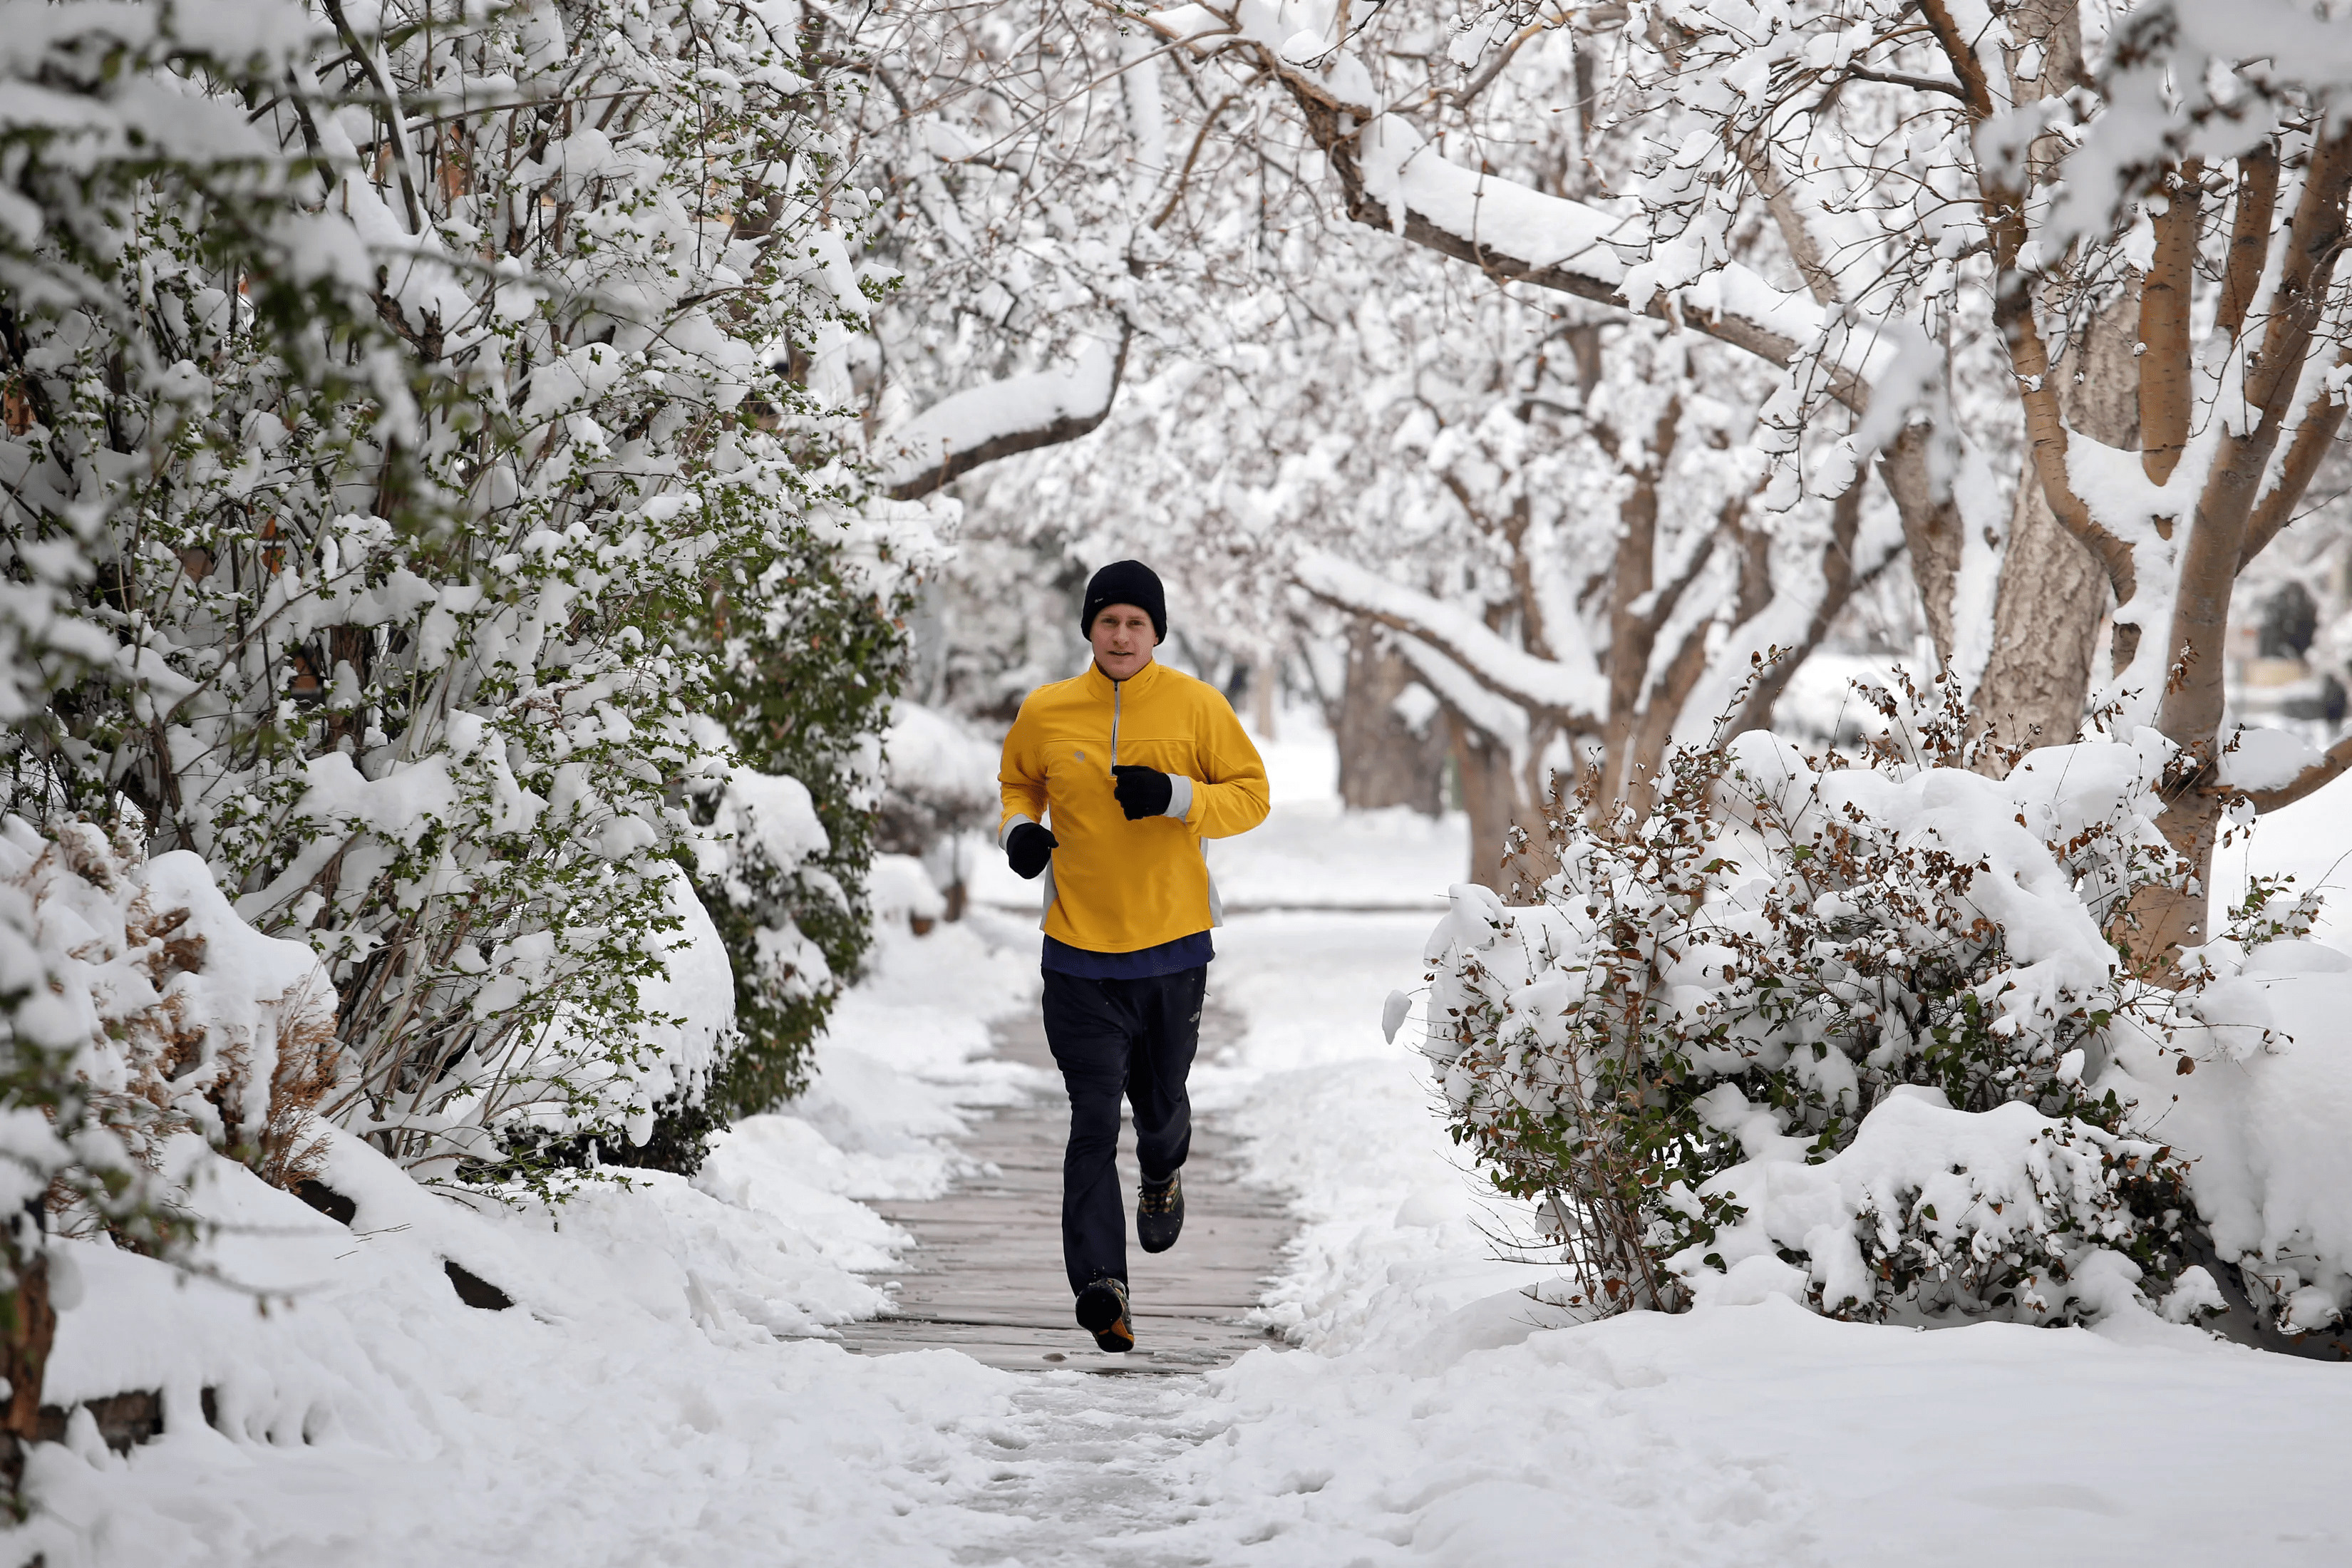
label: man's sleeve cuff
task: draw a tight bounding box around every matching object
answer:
[1163,778,1195,820]
[1001,813,1038,847]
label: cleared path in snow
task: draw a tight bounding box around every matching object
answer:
[841,998,1294,1373]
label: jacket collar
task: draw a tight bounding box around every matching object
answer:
[1085,658,1164,698]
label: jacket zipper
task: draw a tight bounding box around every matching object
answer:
[1110,679,1121,768]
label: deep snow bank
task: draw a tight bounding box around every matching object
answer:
[11,913,1041,1567]
[1182,900,2352,1565]
[1175,1290,2352,1565]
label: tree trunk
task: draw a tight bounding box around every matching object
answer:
[1336,623,1445,814]
[1974,289,2142,748]
[2,1252,55,1450]
[1972,474,2112,748]
[2120,784,2227,974]
[1876,428,1963,673]
[1449,711,1522,894]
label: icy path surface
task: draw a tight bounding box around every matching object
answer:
[841,1004,1293,1373]
[954,1376,1234,1567]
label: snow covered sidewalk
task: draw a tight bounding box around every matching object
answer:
[840,1003,1292,1373]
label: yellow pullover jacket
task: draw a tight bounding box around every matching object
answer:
[998,660,1270,953]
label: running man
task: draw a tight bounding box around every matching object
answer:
[996,560,1271,1352]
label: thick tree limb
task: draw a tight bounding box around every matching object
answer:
[2164,126,2352,746]
[2140,160,2201,484]
[2239,130,2352,430]
[1603,396,1683,745]
[2218,143,2281,344]
[1959,0,2136,617]
[1623,614,1713,810]
[2241,733,2352,813]
[1326,146,1817,385]
[1735,130,1846,309]
[1136,6,1842,398]
[883,324,1133,500]
[1918,0,1996,118]
[1731,129,1977,680]
[2242,361,2352,569]
[1597,396,1690,805]
[1874,427,1961,668]
[1996,282,2137,607]
[1292,552,1600,728]
[1722,483,1871,739]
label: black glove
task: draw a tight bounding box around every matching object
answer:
[1005,821,1057,879]
[1110,765,1172,822]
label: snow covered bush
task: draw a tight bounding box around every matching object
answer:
[877,703,998,857]
[0,810,349,1483]
[2,819,337,1195]
[1425,685,2219,1326]
[0,863,160,1475]
[691,524,935,1127]
[1,1,929,1185]
[686,762,842,1126]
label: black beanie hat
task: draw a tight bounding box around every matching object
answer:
[1079,559,1167,642]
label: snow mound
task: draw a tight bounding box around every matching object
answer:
[1184,899,2352,1564]
[23,1114,1021,1564]
[15,914,1045,1565]
[2109,947,2352,1332]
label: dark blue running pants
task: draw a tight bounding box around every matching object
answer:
[1040,965,1205,1296]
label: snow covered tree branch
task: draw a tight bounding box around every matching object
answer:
[1269,316,1899,888]
[1135,2,1830,382]
[1292,552,1599,729]
[881,325,1133,499]
[1104,0,2352,964]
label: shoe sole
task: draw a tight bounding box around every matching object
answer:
[1076,1283,1133,1352]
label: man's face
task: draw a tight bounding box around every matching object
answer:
[1089,604,1158,681]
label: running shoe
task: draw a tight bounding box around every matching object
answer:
[1075,1276,1134,1353]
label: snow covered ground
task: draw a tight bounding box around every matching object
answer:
[2218,771,2352,947]
[1135,723,2352,1564]
[1144,909,2352,1564]
[15,914,1048,1567]
[21,713,2352,1565]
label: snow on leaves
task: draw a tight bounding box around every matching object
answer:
[1,1,921,1188]
[1,817,335,1192]
[1421,688,2232,1327]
